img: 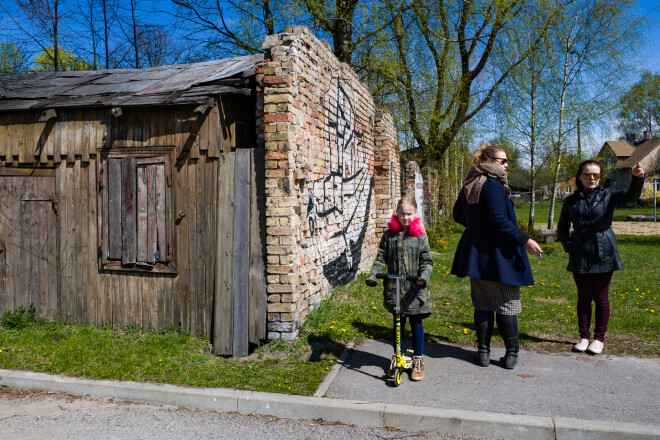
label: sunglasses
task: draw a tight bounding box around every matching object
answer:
[494,158,508,165]
[582,173,601,180]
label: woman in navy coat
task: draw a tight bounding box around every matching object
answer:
[451,143,542,369]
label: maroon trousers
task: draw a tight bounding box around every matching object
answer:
[572,272,613,342]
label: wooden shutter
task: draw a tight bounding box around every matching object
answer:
[136,157,169,265]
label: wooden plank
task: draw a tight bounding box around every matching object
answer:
[0,178,7,313]
[70,160,82,322]
[155,164,167,262]
[17,112,31,164]
[207,103,219,158]
[121,157,137,265]
[30,113,42,160]
[187,154,197,333]
[99,158,109,265]
[87,159,99,326]
[146,164,157,265]
[233,149,250,356]
[0,113,7,159]
[38,119,53,164]
[249,148,267,343]
[107,158,122,259]
[195,153,206,336]
[56,162,66,318]
[80,162,91,323]
[198,110,209,152]
[81,113,91,163]
[18,188,32,312]
[52,112,62,164]
[64,162,76,321]
[73,160,84,322]
[5,113,15,164]
[213,151,235,355]
[136,165,148,262]
[0,168,56,177]
[205,156,218,339]
[67,112,78,163]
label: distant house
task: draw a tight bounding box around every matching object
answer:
[597,140,635,166]
[612,137,660,193]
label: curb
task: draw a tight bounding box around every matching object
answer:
[1,369,659,440]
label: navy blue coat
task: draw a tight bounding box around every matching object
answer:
[451,177,534,286]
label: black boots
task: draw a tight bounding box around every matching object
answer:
[496,313,519,369]
[474,311,493,367]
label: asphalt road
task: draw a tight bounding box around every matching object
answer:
[0,387,487,440]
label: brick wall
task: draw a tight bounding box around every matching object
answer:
[256,26,400,340]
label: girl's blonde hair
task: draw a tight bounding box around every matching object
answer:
[396,196,417,211]
[472,143,505,165]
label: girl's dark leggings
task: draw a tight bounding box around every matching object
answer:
[395,313,424,356]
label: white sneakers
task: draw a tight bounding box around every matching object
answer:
[573,338,590,352]
[586,340,604,355]
[574,338,603,354]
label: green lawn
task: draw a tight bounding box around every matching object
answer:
[1,230,658,396]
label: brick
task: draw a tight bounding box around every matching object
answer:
[264,113,293,123]
[268,302,297,313]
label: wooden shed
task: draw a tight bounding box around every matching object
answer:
[0,54,267,356]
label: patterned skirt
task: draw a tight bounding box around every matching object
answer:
[469,278,522,315]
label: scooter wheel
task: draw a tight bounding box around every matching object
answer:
[394,368,402,387]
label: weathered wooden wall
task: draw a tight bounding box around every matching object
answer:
[0,98,266,351]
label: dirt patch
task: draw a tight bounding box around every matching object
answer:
[611,221,660,235]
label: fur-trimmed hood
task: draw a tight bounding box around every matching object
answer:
[388,215,425,237]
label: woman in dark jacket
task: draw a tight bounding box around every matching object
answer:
[557,160,644,355]
[451,144,542,369]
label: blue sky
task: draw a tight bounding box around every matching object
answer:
[637,0,660,74]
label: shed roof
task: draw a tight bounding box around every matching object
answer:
[603,140,635,158]
[0,54,263,112]
[617,138,660,169]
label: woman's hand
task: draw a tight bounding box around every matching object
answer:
[632,162,645,178]
[524,239,543,255]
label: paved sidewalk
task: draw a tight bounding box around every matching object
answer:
[1,339,659,440]
[325,339,660,425]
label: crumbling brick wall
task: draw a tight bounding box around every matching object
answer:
[256,26,400,340]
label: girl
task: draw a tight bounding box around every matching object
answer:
[366,196,433,381]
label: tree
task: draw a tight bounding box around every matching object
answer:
[0,41,27,73]
[616,71,660,137]
[13,0,74,72]
[33,47,93,71]
[545,0,644,230]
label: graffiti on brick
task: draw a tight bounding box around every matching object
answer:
[306,77,373,280]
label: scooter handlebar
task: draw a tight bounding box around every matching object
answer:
[375,273,420,282]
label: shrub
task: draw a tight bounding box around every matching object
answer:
[1,304,37,330]
[426,220,453,252]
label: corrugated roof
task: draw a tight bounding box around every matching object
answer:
[604,140,635,157]
[0,54,263,111]
[617,138,660,169]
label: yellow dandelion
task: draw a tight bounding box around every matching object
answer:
[158,359,162,362]
[330,325,334,329]
[342,328,346,332]
[463,328,468,334]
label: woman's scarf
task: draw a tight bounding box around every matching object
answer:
[462,163,511,204]
[388,215,425,237]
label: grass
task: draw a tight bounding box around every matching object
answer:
[515,200,658,225]
[1,230,658,396]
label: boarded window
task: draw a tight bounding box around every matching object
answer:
[99,151,174,272]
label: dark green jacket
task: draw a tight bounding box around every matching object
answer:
[367,217,433,316]
[557,176,644,274]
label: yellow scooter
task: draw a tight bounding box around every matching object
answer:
[375,273,421,387]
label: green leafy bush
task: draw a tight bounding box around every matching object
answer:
[1,304,37,330]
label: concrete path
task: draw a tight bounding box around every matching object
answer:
[325,339,660,425]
